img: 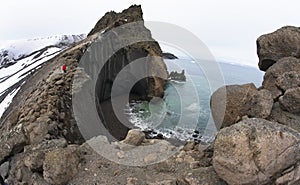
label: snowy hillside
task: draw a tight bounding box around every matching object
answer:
[0,34,86,117]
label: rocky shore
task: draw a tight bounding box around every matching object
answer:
[0,5,299,185]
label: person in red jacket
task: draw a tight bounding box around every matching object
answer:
[62,65,67,73]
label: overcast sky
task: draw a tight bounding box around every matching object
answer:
[0,0,299,66]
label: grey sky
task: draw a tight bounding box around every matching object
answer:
[0,0,299,66]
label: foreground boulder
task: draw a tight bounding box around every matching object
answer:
[121,129,145,146]
[0,124,28,164]
[257,26,300,71]
[210,83,273,129]
[213,118,300,185]
[43,147,80,185]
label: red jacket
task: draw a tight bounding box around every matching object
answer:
[62,65,67,71]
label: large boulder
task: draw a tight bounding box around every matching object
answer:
[262,57,300,99]
[43,147,80,185]
[213,118,300,185]
[257,26,300,71]
[210,83,273,129]
[210,83,257,129]
[0,124,29,164]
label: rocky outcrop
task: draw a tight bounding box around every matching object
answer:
[88,5,143,36]
[211,26,300,184]
[210,83,273,129]
[213,118,300,185]
[92,5,167,102]
[169,70,186,81]
[162,52,178,59]
[86,5,168,140]
[257,26,300,71]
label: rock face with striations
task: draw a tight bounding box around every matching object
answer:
[90,5,167,102]
[86,5,168,140]
[257,26,300,71]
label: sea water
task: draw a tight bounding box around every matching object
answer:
[127,58,264,142]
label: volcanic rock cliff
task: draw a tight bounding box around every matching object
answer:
[0,5,172,184]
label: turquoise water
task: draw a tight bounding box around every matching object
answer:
[128,59,264,142]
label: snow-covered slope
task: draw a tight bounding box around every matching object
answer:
[0,34,86,117]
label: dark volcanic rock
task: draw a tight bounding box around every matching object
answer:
[162,52,178,59]
[86,5,168,140]
[169,70,186,81]
[213,118,300,185]
[88,5,143,36]
[257,26,300,71]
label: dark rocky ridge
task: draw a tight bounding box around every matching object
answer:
[88,5,143,36]
[87,5,168,140]
[162,52,178,59]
